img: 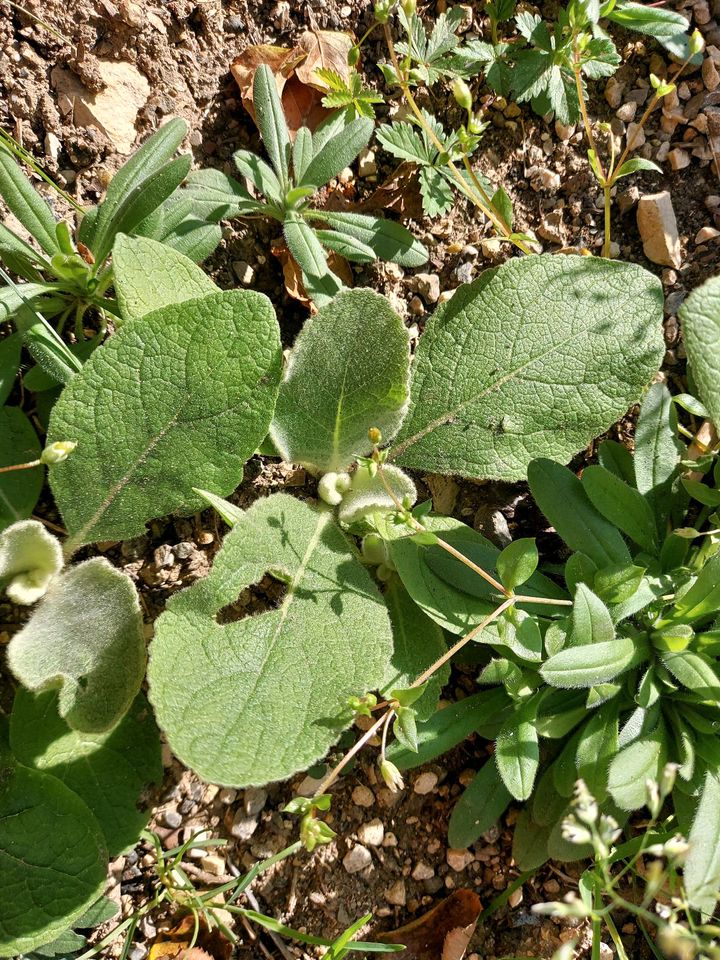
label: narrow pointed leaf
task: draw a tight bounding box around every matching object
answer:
[581,464,659,553]
[292,127,313,184]
[0,146,60,256]
[253,64,290,186]
[283,211,342,306]
[0,408,42,531]
[634,382,681,528]
[299,117,373,187]
[496,718,539,800]
[685,772,720,918]
[448,759,512,848]
[183,168,262,221]
[271,288,410,472]
[234,149,284,204]
[149,494,394,786]
[48,290,281,548]
[305,209,428,267]
[391,255,663,480]
[680,276,720,430]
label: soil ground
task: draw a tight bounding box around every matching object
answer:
[1,0,720,957]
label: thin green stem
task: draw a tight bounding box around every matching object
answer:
[382,22,530,253]
[0,128,82,212]
[602,184,612,259]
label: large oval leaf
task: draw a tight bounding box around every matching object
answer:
[680,257,720,429]
[0,759,106,957]
[540,635,639,689]
[271,288,410,473]
[391,254,664,480]
[48,290,282,549]
[10,689,161,855]
[148,493,394,786]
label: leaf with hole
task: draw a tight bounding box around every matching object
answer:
[148,493,394,786]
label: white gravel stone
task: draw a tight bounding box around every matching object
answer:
[413,772,438,795]
[358,819,385,847]
[343,844,373,874]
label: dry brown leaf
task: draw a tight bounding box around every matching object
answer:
[281,75,329,138]
[295,29,354,90]
[271,239,353,310]
[361,165,425,219]
[230,43,305,116]
[375,889,482,960]
[148,914,232,960]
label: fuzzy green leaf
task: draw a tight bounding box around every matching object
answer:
[496,717,539,800]
[581,464,659,553]
[234,150,284,204]
[0,759,106,957]
[283,212,342,307]
[0,520,63,606]
[541,635,638,688]
[337,464,416,525]
[381,577,448,722]
[10,689,161,855]
[671,552,720,624]
[271,289,410,473]
[113,234,216,323]
[607,731,666,810]
[183,168,262,221]
[685,772,720,918]
[391,255,663,480]
[7,558,145,733]
[680,276,720,431]
[496,538,538,590]
[0,407,42,531]
[661,650,720,698]
[253,64,290,187]
[305,209,428,268]
[148,494,394,786]
[0,331,21,405]
[448,759,512,849]
[571,583,615,646]
[299,117,373,187]
[634,382,681,529]
[48,291,281,548]
[0,146,60,257]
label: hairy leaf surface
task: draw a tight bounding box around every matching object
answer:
[680,276,720,430]
[149,494,394,786]
[49,291,281,548]
[7,558,145,733]
[271,289,410,472]
[113,234,216,323]
[391,255,663,479]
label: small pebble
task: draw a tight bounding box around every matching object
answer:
[218,788,237,804]
[230,811,258,841]
[412,861,435,881]
[343,844,373,874]
[129,947,148,960]
[385,879,407,906]
[163,808,182,829]
[352,785,375,808]
[382,831,398,847]
[508,887,524,908]
[447,848,474,871]
[244,786,268,816]
[358,819,385,847]
[232,260,255,285]
[201,853,226,877]
[454,261,474,285]
[414,272,441,303]
[358,148,377,177]
[695,226,720,244]
[413,772,438,795]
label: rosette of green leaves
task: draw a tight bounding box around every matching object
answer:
[183,64,428,306]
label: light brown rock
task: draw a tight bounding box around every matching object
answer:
[413,772,438,795]
[52,60,150,154]
[446,848,474,871]
[695,226,720,244]
[385,880,406,905]
[352,784,375,808]
[637,191,682,268]
[667,148,690,171]
[343,844,372,874]
[358,819,385,847]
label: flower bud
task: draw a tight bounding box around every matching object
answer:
[689,29,705,57]
[379,759,404,793]
[368,426,382,445]
[361,533,387,566]
[452,78,473,112]
[41,440,77,465]
[659,762,678,799]
[374,0,391,23]
[318,471,351,506]
[645,778,661,819]
[401,0,416,15]
[561,817,592,847]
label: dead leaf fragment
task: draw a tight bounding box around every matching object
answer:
[271,239,353,310]
[295,29,354,90]
[375,889,482,960]
[52,60,150,154]
[230,44,305,115]
[148,914,233,960]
